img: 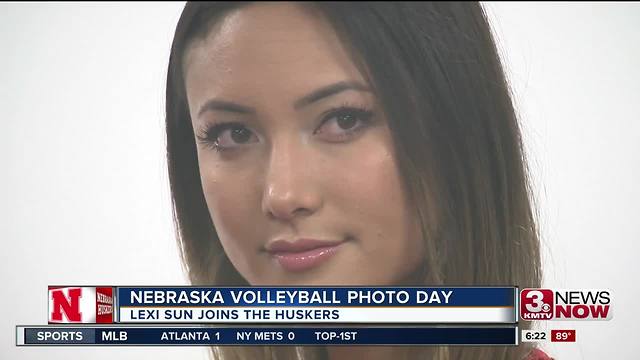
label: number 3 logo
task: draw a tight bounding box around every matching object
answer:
[521,288,554,320]
[525,290,545,312]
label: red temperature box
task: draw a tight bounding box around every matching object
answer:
[550,329,576,342]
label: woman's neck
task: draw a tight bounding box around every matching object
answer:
[325,268,427,359]
[326,346,407,360]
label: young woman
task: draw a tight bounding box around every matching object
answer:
[165,2,547,359]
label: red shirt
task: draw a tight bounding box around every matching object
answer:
[527,349,553,360]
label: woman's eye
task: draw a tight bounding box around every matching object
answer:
[314,107,374,142]
[199,123,258,151]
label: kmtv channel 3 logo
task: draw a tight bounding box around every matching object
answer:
[48,286,114,323]
[520,288,612,321]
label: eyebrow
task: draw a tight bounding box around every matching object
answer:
[197,81,371,117]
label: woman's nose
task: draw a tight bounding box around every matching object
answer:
[261,140,323,221]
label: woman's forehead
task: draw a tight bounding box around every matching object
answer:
[182,3,367,109]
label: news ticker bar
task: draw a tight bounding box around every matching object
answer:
[17,326,518,346]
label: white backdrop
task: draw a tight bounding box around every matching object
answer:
[1,3,637,359]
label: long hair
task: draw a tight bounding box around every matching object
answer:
[166,2,541,359]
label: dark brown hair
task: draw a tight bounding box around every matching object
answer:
[166,2,541,359]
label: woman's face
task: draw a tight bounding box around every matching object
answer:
[184,3,423,286]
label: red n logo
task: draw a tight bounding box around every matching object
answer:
[50,288,82,322]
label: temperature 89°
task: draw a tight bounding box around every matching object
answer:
[315,331,358,342]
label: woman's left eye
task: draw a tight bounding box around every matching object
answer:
[314,107,374,142]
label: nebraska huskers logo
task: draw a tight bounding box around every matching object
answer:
[48,286,114,324]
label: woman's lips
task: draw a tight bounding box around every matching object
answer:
[266,239,345,272]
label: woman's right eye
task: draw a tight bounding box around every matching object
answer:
[198,123,258,151]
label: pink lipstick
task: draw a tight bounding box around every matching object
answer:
[266,239,344,272]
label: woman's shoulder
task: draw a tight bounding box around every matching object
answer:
[526,348,554,360]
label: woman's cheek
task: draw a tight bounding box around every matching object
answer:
[334,135,406,224]
[331,135,423,281]
[200,161,264,272]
